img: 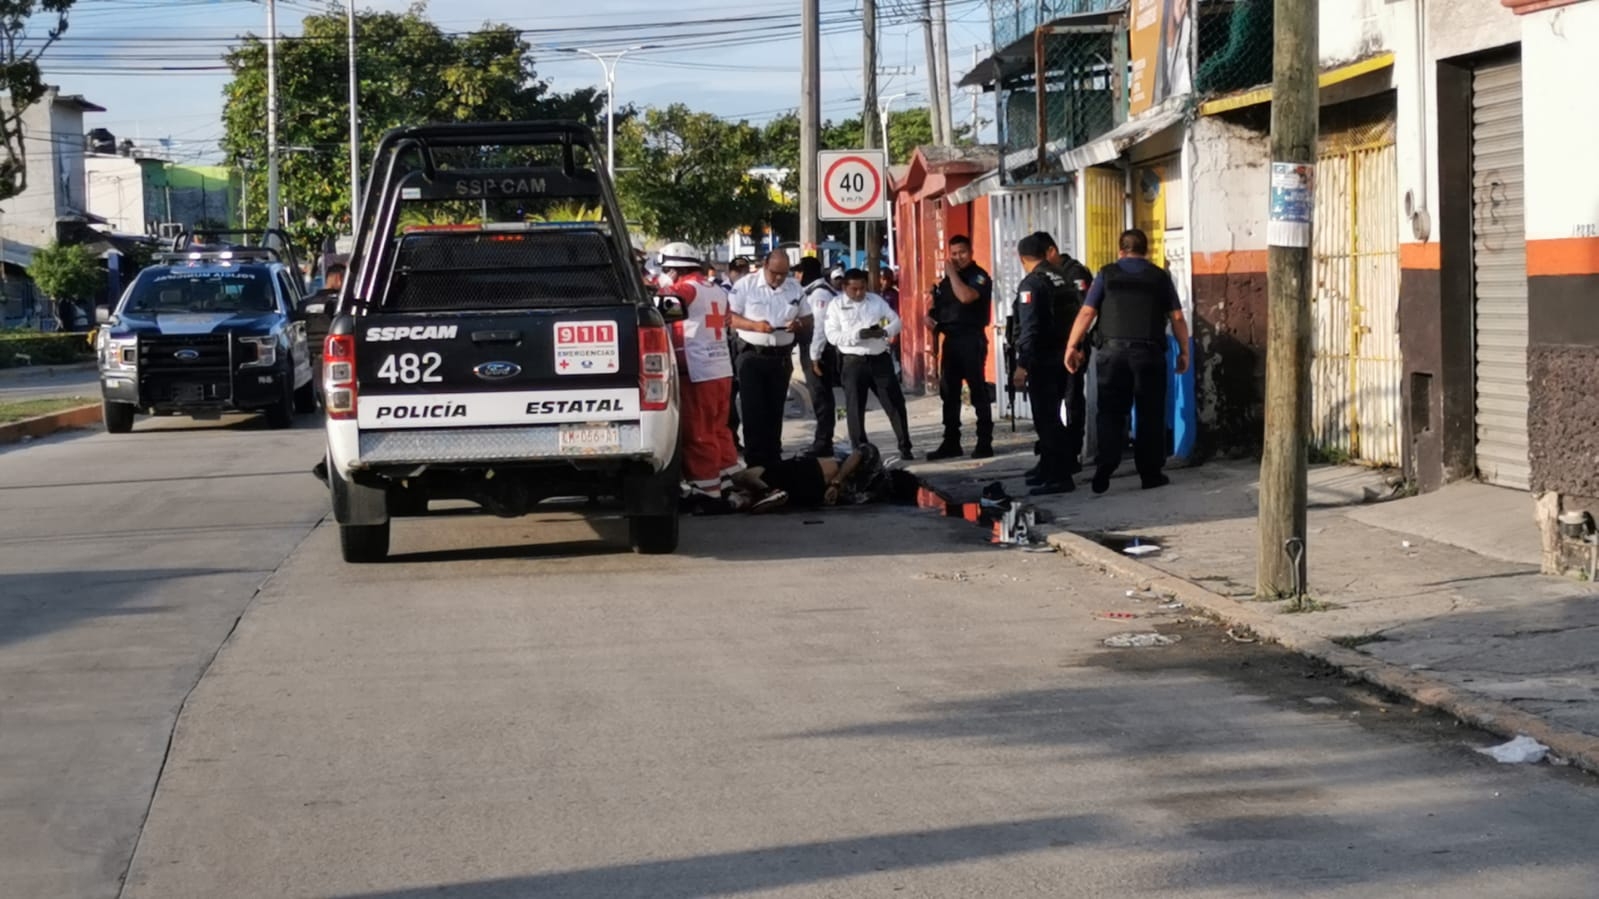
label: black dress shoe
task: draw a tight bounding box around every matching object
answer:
[1091,469,1113,495]
[1029,480,1076,496]
[899,447,916,461]
[1141,473,1171,490]
[926,443,964,461]
[971,442,995,460]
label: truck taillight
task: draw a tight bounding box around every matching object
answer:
[638,325,672,411]
[324,334,357,420]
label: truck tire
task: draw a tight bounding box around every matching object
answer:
[103,401,136,434]
[293,378,317,414]
[339,521,390,563]
[628,510,679,555]
[265,377,295,429]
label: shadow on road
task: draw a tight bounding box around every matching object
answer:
[0,567,259,649]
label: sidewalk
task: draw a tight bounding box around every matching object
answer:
[871,392,1599,767]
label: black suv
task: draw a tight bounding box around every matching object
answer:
[96,233,316,432]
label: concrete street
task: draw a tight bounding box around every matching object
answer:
[3,412,1598,898]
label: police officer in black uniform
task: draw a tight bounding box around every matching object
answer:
[1026,231,1095,484]
[1010,234,1081,495]
[1066,229,1191,494]
[926,234,996,460]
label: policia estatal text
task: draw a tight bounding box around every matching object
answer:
[926,235,995,460]
[1066,229,1191,494]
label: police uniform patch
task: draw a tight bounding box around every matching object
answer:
[1020,290,1032,304]
[974,274,988,285]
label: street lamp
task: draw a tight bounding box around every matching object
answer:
[347,0,361,224]
[558,44,659,178]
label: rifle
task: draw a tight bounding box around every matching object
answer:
[1003,314,1019,432]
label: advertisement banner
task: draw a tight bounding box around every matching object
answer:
[1128,0,1194,117]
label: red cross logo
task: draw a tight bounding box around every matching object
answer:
[705,302,727,341]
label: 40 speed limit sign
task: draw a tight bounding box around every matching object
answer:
[818,149,888,221]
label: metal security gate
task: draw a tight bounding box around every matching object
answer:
[1310,115,1402,466]
[991,183,1074,421]
[1471,59,1530,490]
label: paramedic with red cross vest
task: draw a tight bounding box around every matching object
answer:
[658,243,741,511]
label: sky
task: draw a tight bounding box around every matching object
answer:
[39,0,993,164]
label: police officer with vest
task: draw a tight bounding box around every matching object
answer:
[1066,229,1191,494]
[1010,234,1081,495]
[926,234,996,460]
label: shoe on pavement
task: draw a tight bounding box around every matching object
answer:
[926,443,964,461]
[1091,469,1113,495]
[1029,480,1076,496]
[1141,473,1171,490]
[750,489,790,514]
[898,447,916,461]
[971,442,995,460]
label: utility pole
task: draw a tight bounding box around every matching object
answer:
[930,0,954,145]
[880,93,906,271]
[346,0,361,225]
[921,2,946,146]
[800,0,821,256]
[862,0,881,290]
[266,0,280,231]
[1257,0,1319,599]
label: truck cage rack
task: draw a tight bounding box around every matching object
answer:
[166,228,305,279]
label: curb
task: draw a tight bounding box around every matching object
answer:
[0,403,102,446]
[1044,527,1599,777]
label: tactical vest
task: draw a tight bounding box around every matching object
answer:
[1096,263,1170,342]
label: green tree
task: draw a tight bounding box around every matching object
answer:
[222,3,606,247]
[28,242,103,302]
[614,105,769,247]
[0,1,75,201]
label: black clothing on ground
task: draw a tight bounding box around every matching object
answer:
[930,262,993,333]
[759,456,829,508]
[841,352,913,453]
[1095,338,1168,482]
[938,330,993,446]
[736,347,793,468]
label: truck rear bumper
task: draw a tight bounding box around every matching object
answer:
[350,423,648,469]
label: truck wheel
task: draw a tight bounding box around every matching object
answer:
[293,378,317,414]
[265,378,295,429]
[103,401,136,434]
[339,521,390,563]
[628,511,679,555]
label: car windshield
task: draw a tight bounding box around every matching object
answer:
[125,269,278,314]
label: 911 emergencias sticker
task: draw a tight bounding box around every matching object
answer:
[554,321,620,375]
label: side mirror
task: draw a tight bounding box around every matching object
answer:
[655,295,687,323]
[95,306,113,325]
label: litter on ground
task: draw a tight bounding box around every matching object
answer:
[1124,544,1161,557]
[1103,632,1182,649]
[1476,735,1550,764]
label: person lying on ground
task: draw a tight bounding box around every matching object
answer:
[727,443,920,513]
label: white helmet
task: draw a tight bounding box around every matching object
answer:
[658,242,702,271]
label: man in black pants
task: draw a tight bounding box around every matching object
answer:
[728,251,811,468]
[1028,231,1095,482]
[926,234,995,460]
[1009,234,1080,495]
[796,256,839,455]
[821,269,913,458]
[1066,229,1191,494]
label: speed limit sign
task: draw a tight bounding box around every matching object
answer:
[818,149,887,221]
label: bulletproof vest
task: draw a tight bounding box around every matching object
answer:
[1096,263,1170,341]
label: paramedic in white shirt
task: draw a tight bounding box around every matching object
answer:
[821,268,915,459]
[728,251,812,467]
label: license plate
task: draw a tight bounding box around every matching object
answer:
[174,383,205,402]
[558,423,622,455]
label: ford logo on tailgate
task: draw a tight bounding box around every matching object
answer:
[474,361,521,381]
[174,349,201,361]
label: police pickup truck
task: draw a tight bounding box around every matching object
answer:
[321,121,681,563]
[95,234,315,432]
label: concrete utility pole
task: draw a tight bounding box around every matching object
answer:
[1257,0,1319,599]
[800,0,821,255]
[265,0,281,230]
[879,93,907,271]
[930,0,954,145]
[921,2,946,146]
[863,0,881,290]
[347,0,361,224]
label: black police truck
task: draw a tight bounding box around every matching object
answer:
[95,233,315,432]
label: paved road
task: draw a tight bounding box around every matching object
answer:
[5,419,1599,898]
[0,366,100,402]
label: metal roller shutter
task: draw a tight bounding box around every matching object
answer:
[1471,60,1530,490]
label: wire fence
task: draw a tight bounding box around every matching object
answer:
[999,26,1119,180]
[1196,0,1275,97]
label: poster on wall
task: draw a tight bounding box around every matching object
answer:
[1129,0,1194,117]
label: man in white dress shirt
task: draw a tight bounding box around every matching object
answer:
[821,268,914,459]
[728,251,811,467]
